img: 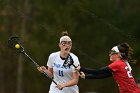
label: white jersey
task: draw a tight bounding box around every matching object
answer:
[47,51,80,93]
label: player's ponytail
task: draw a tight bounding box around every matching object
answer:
[118,43,137,64]
[62,31,68,36]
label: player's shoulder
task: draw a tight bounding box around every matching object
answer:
[117,59,126,65]
[111,59,125,66]
[49,51,60,58]
[70,52,76,56]
[70,53,78,59]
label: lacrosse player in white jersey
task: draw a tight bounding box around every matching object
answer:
[38,31,80,93]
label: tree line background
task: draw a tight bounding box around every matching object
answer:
[0,0,140,93]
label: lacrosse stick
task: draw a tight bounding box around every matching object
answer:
[7,36,57,85]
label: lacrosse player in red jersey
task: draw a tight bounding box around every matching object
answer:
[38,31,80,93]
[76,43,140,93]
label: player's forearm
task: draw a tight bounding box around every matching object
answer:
[85,73,112,79]
[80,66,112,75]
[63,78,78,87]
[43,70,53,78]
[38,66,53,78]
[56,78,78,90]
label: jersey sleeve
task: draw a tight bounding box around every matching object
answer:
[79,66,112,79]
[47,53,54,68]
[73,56,80,67]
[108,61,120,72]
[70,53,80,72]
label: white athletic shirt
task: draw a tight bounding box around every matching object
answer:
[47,51,80,93]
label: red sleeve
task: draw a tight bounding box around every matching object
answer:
[108,61,121,72]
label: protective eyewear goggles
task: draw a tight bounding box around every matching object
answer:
[109,50,119,55]
[61,41,72,46]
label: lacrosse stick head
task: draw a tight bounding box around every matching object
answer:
[63,54,74,68]
[7,36,24,53]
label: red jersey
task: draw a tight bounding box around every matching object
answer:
[109,59,140,93]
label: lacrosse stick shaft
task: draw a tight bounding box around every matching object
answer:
[21,51,57,85]
[72,64,77,68]
[23,52,40,67]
